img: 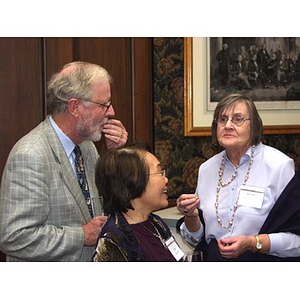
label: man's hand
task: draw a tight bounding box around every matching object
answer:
[102,119,128,149]
[82,216,108,246]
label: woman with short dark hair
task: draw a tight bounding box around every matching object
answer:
[93,144,184,262]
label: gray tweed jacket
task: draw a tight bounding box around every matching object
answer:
[0,116,101,261]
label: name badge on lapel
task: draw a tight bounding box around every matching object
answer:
[238,185,265,209]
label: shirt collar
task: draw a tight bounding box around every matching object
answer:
[225,143,261,166]
[49,115,75,158]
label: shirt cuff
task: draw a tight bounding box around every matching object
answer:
[268,233,282,255]
[180,221,204,246]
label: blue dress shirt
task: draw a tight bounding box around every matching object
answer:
[49,115,76,173]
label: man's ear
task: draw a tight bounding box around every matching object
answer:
[68,98,80,117]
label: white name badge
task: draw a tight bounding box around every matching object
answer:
[165,236,184,261]
[238,185,265,209]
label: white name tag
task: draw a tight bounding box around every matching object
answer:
[165,236,184,261]
[238,185,265,209]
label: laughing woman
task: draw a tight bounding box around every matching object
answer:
[92,144,184,262]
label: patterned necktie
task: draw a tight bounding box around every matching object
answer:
[74,145,94,217]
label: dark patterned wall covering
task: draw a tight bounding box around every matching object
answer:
[153,37,300,199]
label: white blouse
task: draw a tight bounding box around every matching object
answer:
[180,143,300,257]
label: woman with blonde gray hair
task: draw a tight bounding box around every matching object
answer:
[177,93,300,261]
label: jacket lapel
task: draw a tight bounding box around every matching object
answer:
[43,117,92,222]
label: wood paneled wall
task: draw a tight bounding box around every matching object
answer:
[0,37,153,261]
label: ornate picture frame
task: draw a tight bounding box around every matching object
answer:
[184,37,300,136]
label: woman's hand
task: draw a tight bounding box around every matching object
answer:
[217,235,252,259]
[177,194,201,233]
[218,234,270,259]
[176,194,200,217]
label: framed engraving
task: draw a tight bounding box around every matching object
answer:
[184,37,300,136]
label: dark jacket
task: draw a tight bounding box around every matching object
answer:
[92,212,173,261]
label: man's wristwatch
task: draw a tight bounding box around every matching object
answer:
[255,235,262,252]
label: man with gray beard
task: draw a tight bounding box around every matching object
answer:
[0,61,128,261]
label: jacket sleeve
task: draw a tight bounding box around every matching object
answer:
[92,238,127,262]
[0,147,84,261]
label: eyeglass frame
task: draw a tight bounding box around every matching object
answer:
[79,98,112,112]
[148,169,166,177]
[214,114,251,127]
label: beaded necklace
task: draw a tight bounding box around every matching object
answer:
[215,145,255,229]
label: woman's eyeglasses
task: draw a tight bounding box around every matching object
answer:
[215,115,251,127]
[148,169,166,177]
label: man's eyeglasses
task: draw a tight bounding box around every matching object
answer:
[215,115,251,127]
[81,99,112,112]
[148,169,166,177]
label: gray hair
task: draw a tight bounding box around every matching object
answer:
[211,93,263,146]
[46,61,112,115]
